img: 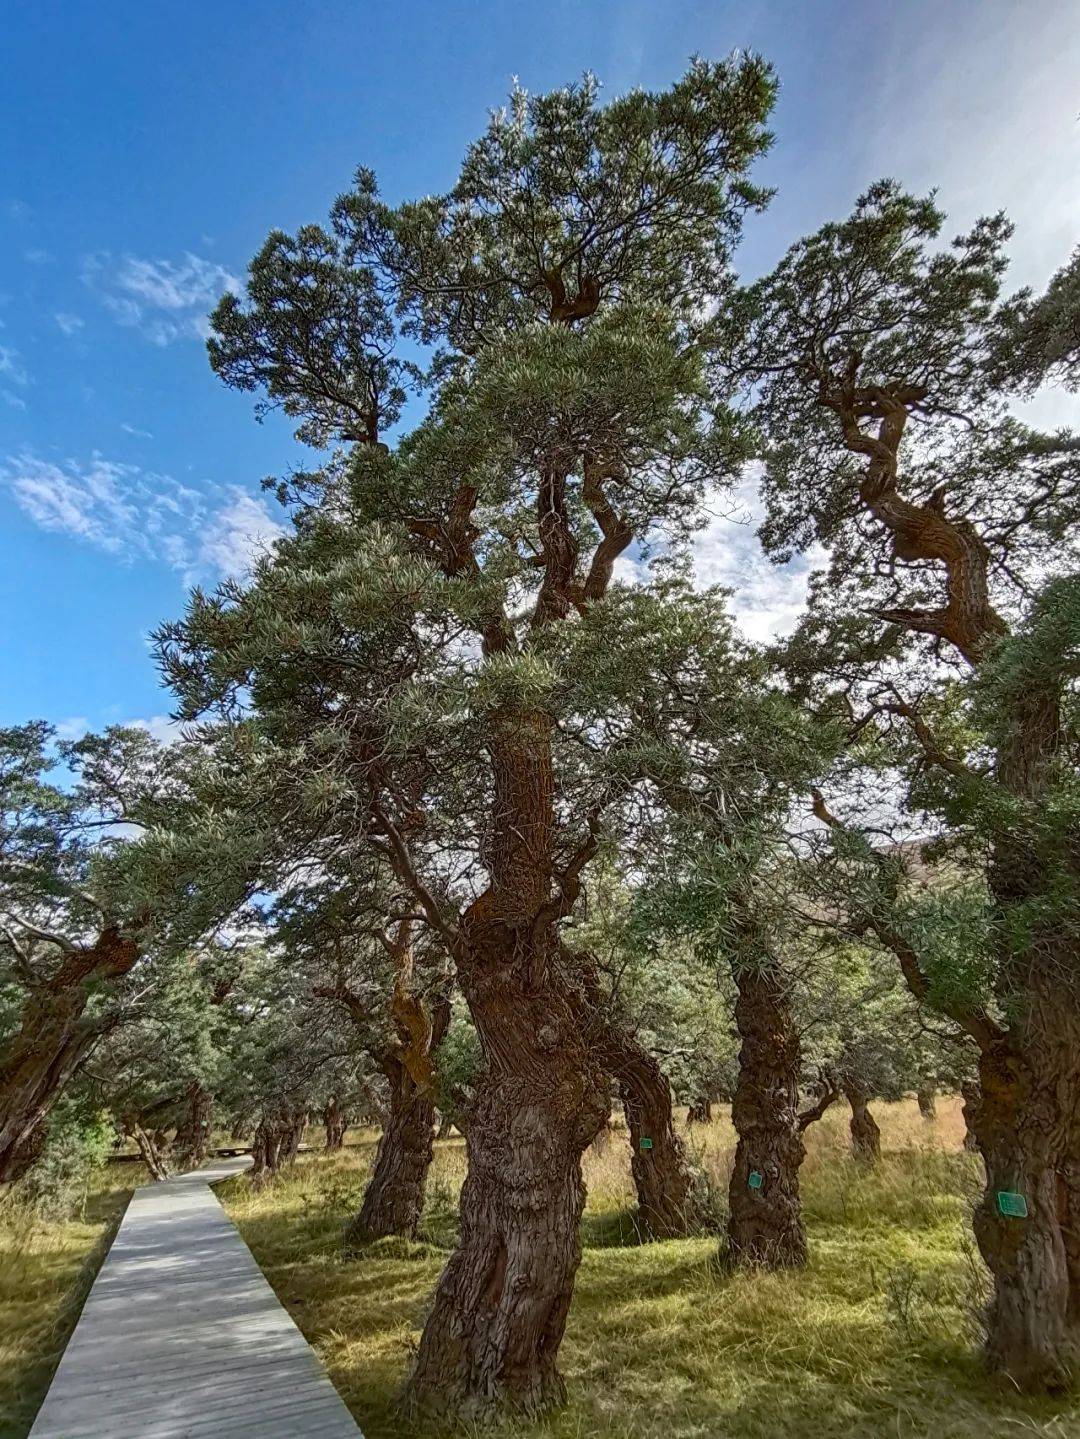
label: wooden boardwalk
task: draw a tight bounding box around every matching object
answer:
[30,1157,363,1438]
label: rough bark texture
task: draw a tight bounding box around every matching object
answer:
[172,1083,212,1168]
[824,378,1080,1389]
[122,1116,171,1182]
[0,928,138,1182]
[250,1104,306,1187]
[331,923,450,1245]
[345,1058,435,1245]
[844,1080,882,1165]
[615,1042,698,1240]
[969,999,1080,1391]
[323,1095,348,1152]
[402,709,609,1422]
[917,1087,937,1119]
[961,1080,981,1152]
[724,966,808,1269]
[687,1097,713,1125]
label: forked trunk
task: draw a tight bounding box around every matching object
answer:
[123,1117,171,1182]
[344,1060,435,1245]
[725,965,807,1269]
[0,929,137,1182]
[844,1080,881,1165]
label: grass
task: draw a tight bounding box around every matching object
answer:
[216,1097,1080,1438]
[0,1158,147,1439]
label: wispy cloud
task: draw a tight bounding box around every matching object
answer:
[0,451,284,581]
[120,422,154,439]
[24,247,52,265]
[689,469,820,645]
[54,311,85,337]
[0,344,28,387]
[83,250,241,345]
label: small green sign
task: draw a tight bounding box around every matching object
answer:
[748,1170,764,1191]
[639,1137,654,1151]
[997,1190,1028,1219]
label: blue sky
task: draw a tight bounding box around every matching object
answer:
[2,0,1078,740]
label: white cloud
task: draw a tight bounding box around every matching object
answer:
[54,311,85,336]
[24,247,52,265]
[83,250,241,345]
[0,344,28,387]
[0,451,283,582]
[2,390,26,410]
[195,489,285,580]
[54,716,90,741]
[127,714,184,745]
[120,422,153,439]
[690,469,820,645]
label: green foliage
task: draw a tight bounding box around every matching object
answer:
[13,1095,114,1222]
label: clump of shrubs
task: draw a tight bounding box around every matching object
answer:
[14,1096,115,1221]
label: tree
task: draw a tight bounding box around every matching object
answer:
[167,58,778,1421]
[719,181,1080,1389]
[0,724,257,1183]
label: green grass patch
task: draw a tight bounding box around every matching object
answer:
[0,1159,147,1439]
[218,1100,1080,1439]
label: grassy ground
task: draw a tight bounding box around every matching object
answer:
[219,1097,1080,1439]
[0,1159,147,1439]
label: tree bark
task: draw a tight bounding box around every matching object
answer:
[122,1116,170,1182]
[961,1080,981,1152]
[611,1033,698,1239]
[0,928,138,1183]
[917,1087,936,1119]
[687,1097,713,1125]
[844,1080,881,1165]
[172,1083,212,1168]
[324,1095,348,1152]
[402,708,609,1422]
[345,1059,435,1245]
[724,965,808,1269]
[969,994,1080,1391]
[403,946,608,1421]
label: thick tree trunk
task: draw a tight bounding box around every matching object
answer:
[917,1087,936,1119]
[611,1036,698,1239]
[970,993,1080,1392]
[173,1083,212,1168]
[403,708,608,1421]
[403,957,608,1421]
[324,1095,348,1152]
[0,929,137,1182]
[250,1105,304,1186]
[725,965,807,1269]
[844,1080,881,1165]
[686,1097,713,1125]
[961,1080,981,1153]
[344,1061,435,1245]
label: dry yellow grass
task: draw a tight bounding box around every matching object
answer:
[0,1159,147,1439]
[219,1097,1080,1439]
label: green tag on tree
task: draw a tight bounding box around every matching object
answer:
[639,1137,653,1151]
[997,1190,1028,1218]
[748,1170,764,1191]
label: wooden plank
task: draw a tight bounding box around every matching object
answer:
[30,1157,363,1438]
